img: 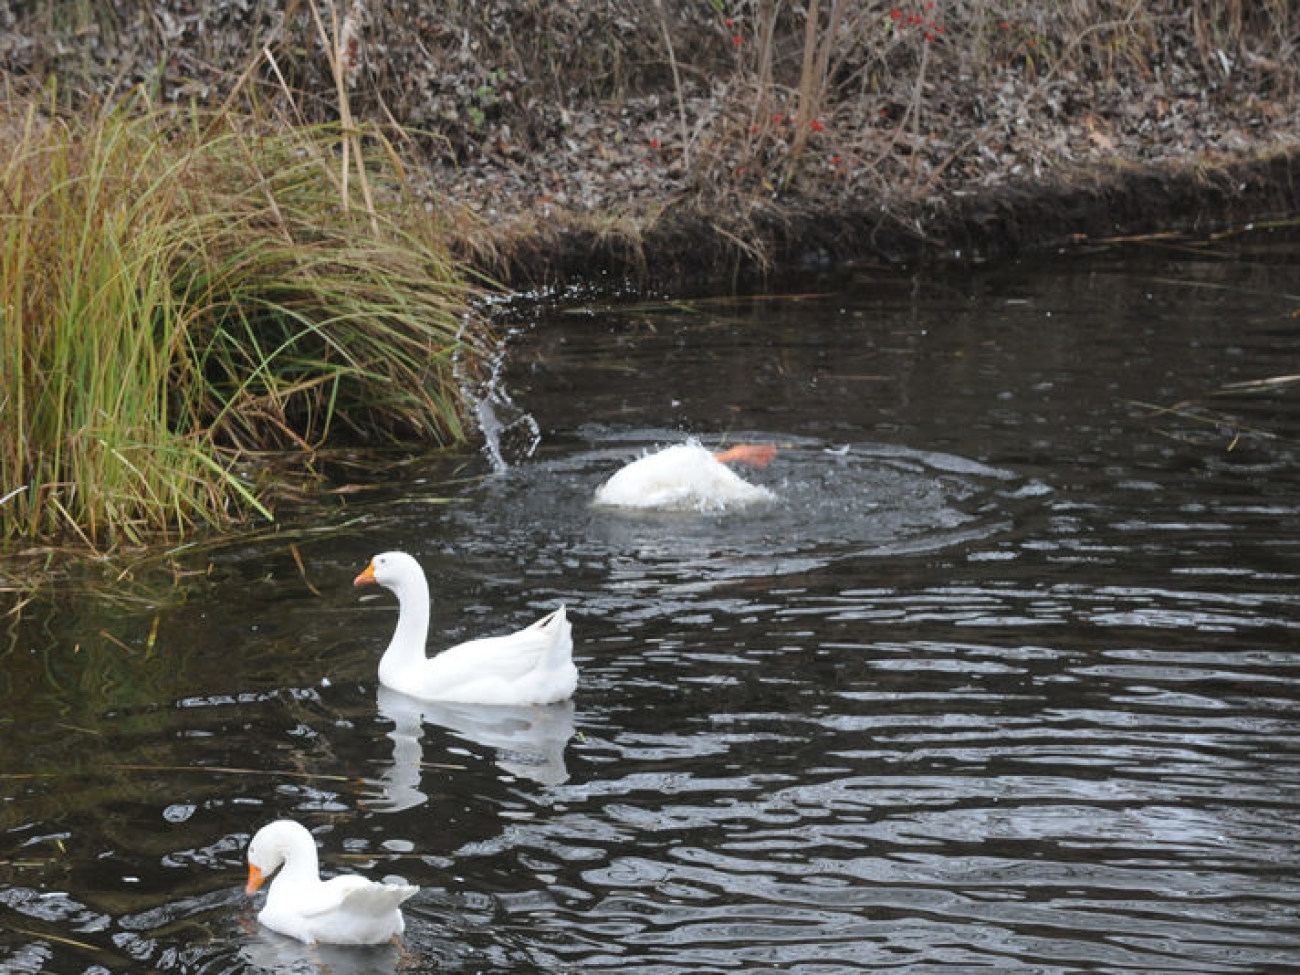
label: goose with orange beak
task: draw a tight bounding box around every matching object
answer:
[354,551,575,706]
[245,819,417,944]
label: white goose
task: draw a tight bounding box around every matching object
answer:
[354,551,576,706]
[245,819,417,945]
[594,440,778,511]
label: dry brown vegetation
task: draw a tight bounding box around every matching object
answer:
[4,0,1299,283]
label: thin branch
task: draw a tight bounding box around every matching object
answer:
[653,0,692,169]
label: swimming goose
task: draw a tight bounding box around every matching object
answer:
[245,819,417,945]
[594,440,777,511]
[354,551,576,706]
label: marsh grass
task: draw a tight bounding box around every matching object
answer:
[0,90,486,548]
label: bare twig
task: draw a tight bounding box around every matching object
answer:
[290,541,322,596]
[307,0,379,234]
[653,0,691,169]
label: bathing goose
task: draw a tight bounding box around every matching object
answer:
[594,440,777,511]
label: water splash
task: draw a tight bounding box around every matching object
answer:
[441,428,1041,585]
[455,321,541,474]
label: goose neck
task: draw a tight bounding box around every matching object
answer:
[381,573,430,675]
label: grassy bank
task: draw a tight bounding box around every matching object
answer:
[0,90,485,548]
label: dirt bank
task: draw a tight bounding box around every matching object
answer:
[5,1,1298,289]
[494,147,1300,288]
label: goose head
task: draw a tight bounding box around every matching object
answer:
[246,819,318,894]
[353,551,427,599]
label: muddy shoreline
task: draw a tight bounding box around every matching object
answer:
[6,2,1299,292]
[480,147,1300,291]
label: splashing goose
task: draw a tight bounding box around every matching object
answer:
[245,819,417,945]
[594,440,777,511]
[354,551,576,705]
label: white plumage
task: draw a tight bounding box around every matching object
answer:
[594,440,777,511]
[245,820,417,945]
[354,551,576,706]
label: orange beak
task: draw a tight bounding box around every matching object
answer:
[353,560,377,587]
[245,863,265,895]
[714,443,777,468]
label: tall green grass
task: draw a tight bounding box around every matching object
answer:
[0,91,485,548]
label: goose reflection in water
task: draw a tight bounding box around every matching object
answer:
[369,685,576,810]
[240,932,405,975]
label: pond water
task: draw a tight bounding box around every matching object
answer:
[2,234,1299,973]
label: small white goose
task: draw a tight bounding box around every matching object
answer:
[245,819,417,945]
[594,440,778,511]
[354,551,576,706]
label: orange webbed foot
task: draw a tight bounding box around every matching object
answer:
[713,443,777,467]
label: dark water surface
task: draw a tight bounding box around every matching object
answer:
[2,236,1299,973]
